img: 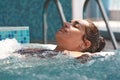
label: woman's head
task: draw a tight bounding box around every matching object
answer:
[55,19,105,53]
[81,20,105,53]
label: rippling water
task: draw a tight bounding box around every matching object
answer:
[0,39,120,80]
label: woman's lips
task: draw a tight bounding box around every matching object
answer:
[59,23,70,33]
[59,28,66,33]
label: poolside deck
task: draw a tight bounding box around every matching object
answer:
[94,21,120,33]
[94,21,120,50]
[104,39,120,51]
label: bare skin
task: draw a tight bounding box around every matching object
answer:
[16,19,104,63]
[55,20,92,58]
[63,50,92,58]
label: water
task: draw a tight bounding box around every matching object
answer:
[0,39,120,80]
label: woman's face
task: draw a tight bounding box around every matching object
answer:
[56,20,89,51]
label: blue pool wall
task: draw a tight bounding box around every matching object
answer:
[0,0,109,43]
[0,0,72,43]
[0,27,30,43]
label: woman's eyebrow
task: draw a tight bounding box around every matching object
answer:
[68,20,72,23]
[70,20,76,23]
[70,20,84,28]
[75,21,83,27]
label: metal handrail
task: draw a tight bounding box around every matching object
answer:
[42,0,118,49]
[42,0,66,44]
[83,0,118,49]
[42,0,50,44]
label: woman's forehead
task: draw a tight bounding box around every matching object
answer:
[71,20,89,26]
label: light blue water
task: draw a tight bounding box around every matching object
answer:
[0,39,120,80]
[0,50,120,80]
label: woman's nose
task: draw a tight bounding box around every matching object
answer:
[63,22,71,28]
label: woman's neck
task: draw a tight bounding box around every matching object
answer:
[54,46,65,51]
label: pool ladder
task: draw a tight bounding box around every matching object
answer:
[42,0,118,50]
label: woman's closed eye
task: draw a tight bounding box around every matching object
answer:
[73,22,81,29]
[74,24,80,28]
[70,20,82,29]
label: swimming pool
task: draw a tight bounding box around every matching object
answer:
[0,39,120,80]
[0,27,29,43]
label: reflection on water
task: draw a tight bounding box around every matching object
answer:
[0,39,120,80]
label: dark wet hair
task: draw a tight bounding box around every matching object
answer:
[95,36,106,52]
[82,20,106,53]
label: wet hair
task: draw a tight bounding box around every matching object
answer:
[82,20,106,53]
[95,36,106,52]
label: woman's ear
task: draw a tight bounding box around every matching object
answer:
[84,39,91,49]
[79,39,91,50]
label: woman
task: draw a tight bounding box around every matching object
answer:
[55,19,105,57]
[16,19,105,61]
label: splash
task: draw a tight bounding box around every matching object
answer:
[0,38,22,59]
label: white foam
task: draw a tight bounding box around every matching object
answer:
[93,51,115,58]
[0,38,22,59]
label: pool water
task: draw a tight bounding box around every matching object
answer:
[0,39,120,80]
